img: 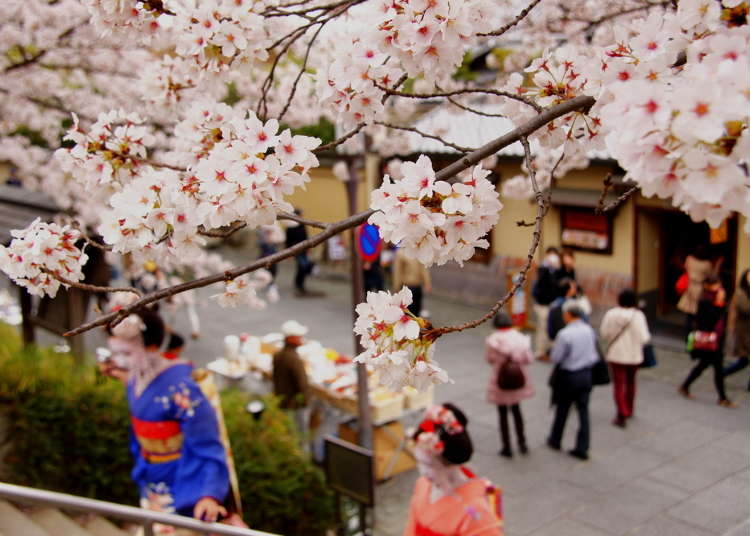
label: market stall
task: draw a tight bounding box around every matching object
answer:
[207,332,432,480]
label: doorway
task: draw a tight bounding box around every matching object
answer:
[636,208,737,331]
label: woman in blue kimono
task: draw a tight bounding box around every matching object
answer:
[103,308,229,523]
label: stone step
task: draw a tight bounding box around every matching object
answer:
[80,515,131,536]
[0,499,52,536]
[28,507,93,536]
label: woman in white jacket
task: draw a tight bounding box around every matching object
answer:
[600,289,651,428]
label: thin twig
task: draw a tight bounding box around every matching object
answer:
[64,95,595,337]
[478,0,544,37]
[313,123,365,153]
[278,211,328,229]
[597,184,639,214]
[44,270,141,297]
[378,85,543,113]
[197,222,248,238]
[447,96,507,118]
[425,136,548,339]
[374,121,474,153]
[277,21,326,123]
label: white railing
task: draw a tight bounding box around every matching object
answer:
[0,482,279,536]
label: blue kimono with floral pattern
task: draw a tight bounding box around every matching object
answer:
[127,363,229,517]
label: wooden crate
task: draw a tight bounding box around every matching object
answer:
[339,420,416,481]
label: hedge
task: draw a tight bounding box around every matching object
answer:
[0,322,335,535]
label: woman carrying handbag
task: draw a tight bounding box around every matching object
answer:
[485,312,534,459]
[600,290,651,428]
[679,276,737,407]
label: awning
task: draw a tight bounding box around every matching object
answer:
[0,185,60,245]
[549,187,620,209]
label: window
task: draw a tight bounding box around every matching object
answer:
[560,207,613,254]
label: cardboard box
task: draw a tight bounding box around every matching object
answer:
[339,420,416,481]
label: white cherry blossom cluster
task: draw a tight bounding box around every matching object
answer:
[0,219,88,298]
[369,156,502,266]
[183,105,320,231]
[82,0,172,42]
[373,0,503,83]
[500,47,604,152]
[55,110,156,188]
[318,34,401,127]
[354,287,450,392]
[172,1,271,73]
[591,6,750,228]
[212,271,274,309]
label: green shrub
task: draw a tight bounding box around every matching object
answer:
[223,391,335,535]
[0,323,335,535]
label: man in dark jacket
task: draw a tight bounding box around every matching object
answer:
[285,209,318,296]
[273,320,311,448]
[532,247,560,360]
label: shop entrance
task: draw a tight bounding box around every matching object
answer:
[636,208,737,331]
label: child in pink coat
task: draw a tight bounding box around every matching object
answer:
[485,312,535,458]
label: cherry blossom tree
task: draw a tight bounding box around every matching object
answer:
[1,0,748,390]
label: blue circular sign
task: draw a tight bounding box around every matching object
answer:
[357,224,382,262]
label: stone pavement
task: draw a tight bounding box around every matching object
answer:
[157,256,750,536]
[18,251,750,536]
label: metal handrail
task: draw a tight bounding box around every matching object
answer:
[0,482,279,536]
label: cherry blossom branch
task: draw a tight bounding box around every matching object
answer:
[377,85,543,113]
[42,269,141,297]
[197,222,248,238]
[278,211,328,229]
[477,0,543,37]
[425,136,548,339]
[374,121,474,153]
[580,0,672,33]
[3,26,77,73]
[64,209,375,337]
[194,212,327,239]
[276,19,326,123]
[63,95,595,337]
[595,174,638,214]
[313,123,365,153]
[447,96,507,118]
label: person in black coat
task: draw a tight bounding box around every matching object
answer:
[285,209,315,296]
[679,276,737,407]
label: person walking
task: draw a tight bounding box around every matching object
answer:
[532,247,561,360]
[547,278,592,342]
[393,247,431,317]
[679,276,737,407]
[600,289,651,428]
[724,268,750,390]
[103,309,232,524]
[285,210,320,297]
[547,302,599,461]
[485,312,534,458]
[677,245,714,334]
[272,320,312,447]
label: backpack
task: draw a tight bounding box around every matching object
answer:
[497,358,526,390]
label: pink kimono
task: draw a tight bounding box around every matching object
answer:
[403,472,503,536]
[485,328,535,406]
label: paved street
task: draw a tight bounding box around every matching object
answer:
[24,249,750,536]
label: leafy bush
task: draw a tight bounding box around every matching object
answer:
[223,391,335,535]
[0,323,335,534]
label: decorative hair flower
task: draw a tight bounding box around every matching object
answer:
[414,404,464,455]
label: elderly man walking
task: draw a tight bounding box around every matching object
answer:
[547,302,599,461]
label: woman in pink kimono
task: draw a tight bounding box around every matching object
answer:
[404,404,503,536]
[485,313,534,458]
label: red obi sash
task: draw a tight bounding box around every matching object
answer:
[131,417,183,463]
[415,523,446,536]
